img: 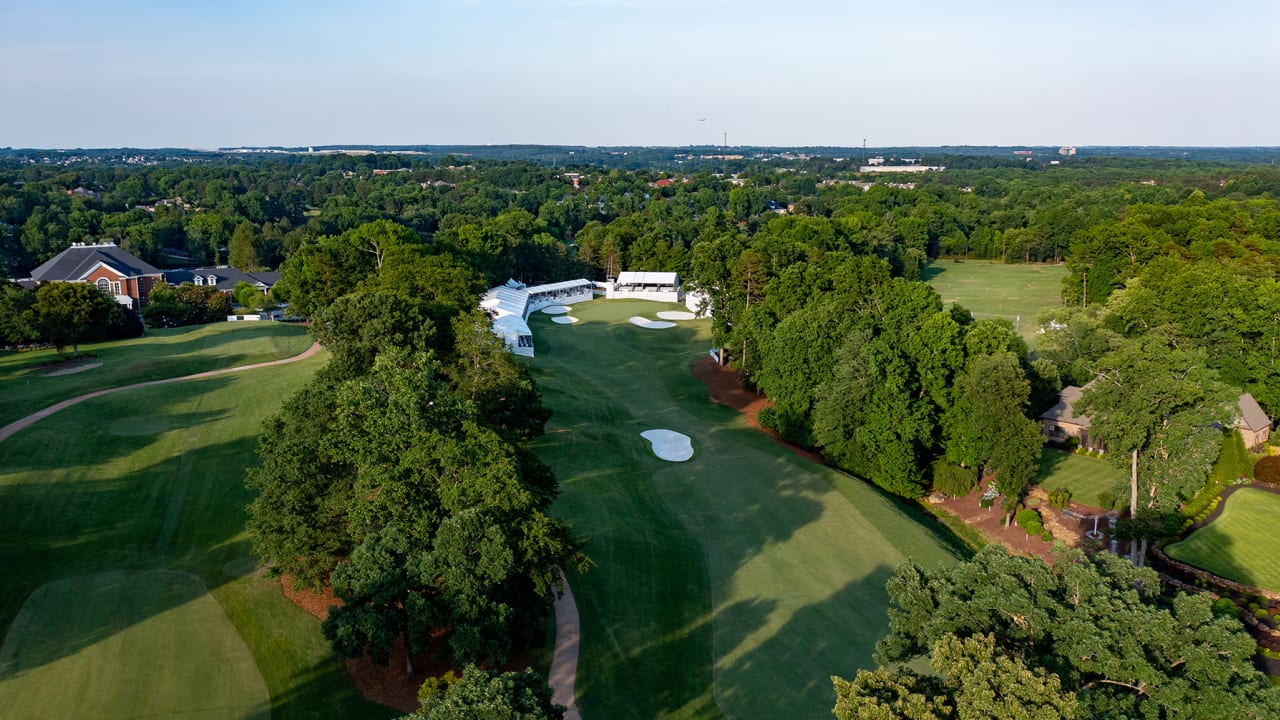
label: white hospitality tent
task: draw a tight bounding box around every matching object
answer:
[606,271,681,302]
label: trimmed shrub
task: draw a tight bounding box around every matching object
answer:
[1255,456,1280,486]
[1047,487,1072,509]
[418,670,461,703]
[1096,491,1117,510]
[1212,597,1242,619]
[932,461,979,498]
[1016,508,1044,536]
[1257,608,1272,621]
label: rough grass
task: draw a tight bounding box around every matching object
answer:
[1166,488,1280,593]
[0,322,313,427]
[921,261,1067,345]
[1035,448,1127,508]
[0,345,393,719]
[529,299,964,720]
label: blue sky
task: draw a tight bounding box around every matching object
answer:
[1,0,1276,148]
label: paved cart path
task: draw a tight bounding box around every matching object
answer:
[550,569,583,720]
[0,342,323,443]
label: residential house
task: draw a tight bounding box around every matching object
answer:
[1236,393,1272,450]
[1039,382,1103,452]
[1041,384,1272,453]
[27,242,164,310]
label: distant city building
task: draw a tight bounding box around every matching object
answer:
[1013,150,1034,156]
[858,165,943,174]
[1059,146,1077,156]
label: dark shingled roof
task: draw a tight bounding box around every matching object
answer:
[1237,393,1271,432]
[164,266,279,293]
[1039,385,1091,429]
[29,243,161,282]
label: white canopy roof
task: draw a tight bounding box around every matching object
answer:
[616,271,678,286]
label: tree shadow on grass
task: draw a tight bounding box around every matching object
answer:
[0,432,273,676]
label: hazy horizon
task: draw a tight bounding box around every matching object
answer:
[3,0,1277,149]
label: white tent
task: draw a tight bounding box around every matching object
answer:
[606,271,680,302]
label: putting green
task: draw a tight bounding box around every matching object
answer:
[1166,488,1280,592]
[531,299,963,719]
[0,570,268,720]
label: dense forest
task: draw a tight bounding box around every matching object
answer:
[5,148,1280,715]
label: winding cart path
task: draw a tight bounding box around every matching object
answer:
[0,342,323,443]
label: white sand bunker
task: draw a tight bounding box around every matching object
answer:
[656,310,696,321]
[628,316,676,329]
[44,361,103,377]
[541,305,572,315]
[641,429,694,462]
[552,316,579,325]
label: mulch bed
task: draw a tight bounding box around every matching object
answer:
[280,575,536,713]
[691,356,825,465]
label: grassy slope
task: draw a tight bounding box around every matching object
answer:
[530,300,962,720]
[0,347,392,719]
[0,322,313,427]
[922,261,1067,345]
[0,570,269,720]
[1166,488,1280,592]
[1035,448,1127,508]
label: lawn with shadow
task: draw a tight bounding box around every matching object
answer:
[922,260,1066,346]
[0,345,393,719]
[0,321,313,427]
[1166,487,1280,592]
[529,298,964,719]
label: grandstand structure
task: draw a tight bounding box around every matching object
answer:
[481,278,595,357]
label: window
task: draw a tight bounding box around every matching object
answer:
[111,281,121,294]
[194,276,203,286]
[95,278,110,293]
[518,335,533,348]
[207,275,217,285]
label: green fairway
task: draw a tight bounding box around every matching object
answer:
[0,344,393,719]
[922,261,1066,344]
[529,299,964,720]
[1166,488,1280,592]
[0,321,312,427]
[1035,448,1126,508]
[0,570,268,720]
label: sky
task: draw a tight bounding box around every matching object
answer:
[1,0,1277,149]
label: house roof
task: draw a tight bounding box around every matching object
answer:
[29,243,161,282]
[1039,385,1091,428]
[1237,393,1271,432]
[165,266,279,292]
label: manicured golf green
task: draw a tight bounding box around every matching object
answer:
[0,570,268,719]
[922,261,1066,344]
[1166,488,1280,592]
[0,344,393,719]
[529,300,965,720]
[1035,448,1126,508]
[0,321,312,427]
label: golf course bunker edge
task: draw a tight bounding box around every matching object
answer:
[640,429,694,462]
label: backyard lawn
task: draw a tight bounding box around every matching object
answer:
[922,261,1067,345]
[0,321,313,427]
[0,338,393,719]
[1035,448,1126,509]
[529,299,965,720]
[1166,488,1280,593]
